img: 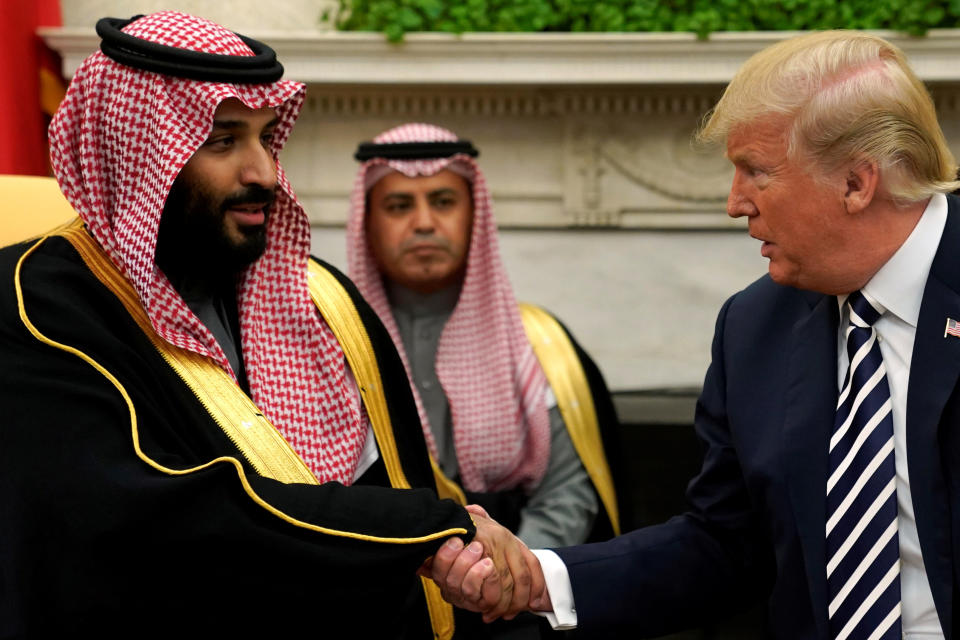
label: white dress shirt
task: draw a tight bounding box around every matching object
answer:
[839,193,946,638]
[536,193,949,637]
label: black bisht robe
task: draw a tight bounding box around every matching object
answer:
[0,235,474,638]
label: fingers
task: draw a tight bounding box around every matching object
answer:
[469,511,531,622]
[526,552,550,612]
[462,556,496,604]
[530,583,552,612]
[429,537,464,587]
[479,560,502,610]
[443,540,484,599]
[427,537,500,612]
[500,537,532,620]
[465,503,490,519]
[470,520,514,621]
[431,508,539,622]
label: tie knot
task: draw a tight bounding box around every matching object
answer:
[847,290,884,327]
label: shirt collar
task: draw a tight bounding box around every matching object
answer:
[838,193,946,327]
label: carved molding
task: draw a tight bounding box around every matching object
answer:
[305,89,719,118]
[595,121,730,203]
[39,28,960,85]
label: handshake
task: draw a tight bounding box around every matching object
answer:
[419,504,553,622]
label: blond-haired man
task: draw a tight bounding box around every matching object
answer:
[430,30,960,639]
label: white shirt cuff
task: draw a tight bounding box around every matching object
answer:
[530,549,578,630]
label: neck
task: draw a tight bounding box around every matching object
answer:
[158,254,239,300]
[386,280,461,316]
[833,196,929,295]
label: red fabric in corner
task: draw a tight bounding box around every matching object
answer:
[0,0,63,175]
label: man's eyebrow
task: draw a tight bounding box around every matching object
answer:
[726,150,754,164]
[210,117,280,131]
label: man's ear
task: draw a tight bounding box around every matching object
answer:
[843,159,879,214]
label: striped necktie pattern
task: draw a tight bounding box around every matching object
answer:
[826,290,900,640]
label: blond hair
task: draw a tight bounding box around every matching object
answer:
[698,30,959,202]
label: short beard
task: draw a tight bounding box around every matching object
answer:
[156,176,275,292]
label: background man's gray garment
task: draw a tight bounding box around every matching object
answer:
[388,282,598,548]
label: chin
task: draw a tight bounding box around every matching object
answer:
[219,233,267,270]
[767,265,801,289]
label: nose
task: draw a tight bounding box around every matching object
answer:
[726,169,756,219]
[239,143,277,189]
[411,198,435,233]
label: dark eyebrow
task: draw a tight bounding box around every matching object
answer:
[210,117,280,131]
[381,192,414,201]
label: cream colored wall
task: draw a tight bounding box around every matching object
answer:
[311,227,765,391]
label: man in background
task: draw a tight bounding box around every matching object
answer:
[348,123,623,636]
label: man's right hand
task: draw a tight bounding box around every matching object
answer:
[425,504,549,622]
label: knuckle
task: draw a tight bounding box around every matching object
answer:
[437,545,456,561]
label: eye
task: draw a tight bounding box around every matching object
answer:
[204,135,234,150]
[432,196,457,209]
[260,131,276,148]
[383,201,412,215]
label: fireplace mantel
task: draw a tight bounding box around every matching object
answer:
[40,28,960,85]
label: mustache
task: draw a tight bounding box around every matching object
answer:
[399,235,453,253]
[221,185,276,211]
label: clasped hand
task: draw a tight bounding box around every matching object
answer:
[419,504,552,622]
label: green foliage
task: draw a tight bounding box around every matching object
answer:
[326,0,960,42]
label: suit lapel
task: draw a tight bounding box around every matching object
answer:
[907,197,960,639]
[783,290,838,640]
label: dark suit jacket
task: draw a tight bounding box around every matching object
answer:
[556,195,960,639]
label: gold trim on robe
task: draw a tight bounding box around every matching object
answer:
[421,299,622,540]
[519,302,621,536]
[306,261,412,490]
[306,260,456,639]
[430,456,468,506]
[61,220,317,484]
[14,219,468,548]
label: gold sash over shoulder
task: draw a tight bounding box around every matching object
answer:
[305,260,455,640]
[58,220,317,484]
[426,301,621,538]
[520,303,620,536]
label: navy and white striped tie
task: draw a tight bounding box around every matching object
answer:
[826,290,900,640]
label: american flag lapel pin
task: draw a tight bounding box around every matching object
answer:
[945,317,960,338]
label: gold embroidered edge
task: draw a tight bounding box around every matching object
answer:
[12,224,467,544]
[306,260,412,490]
[58,221,316,485]
[519,302,621,536]
[430,456,467,506]
[306,259,456,636]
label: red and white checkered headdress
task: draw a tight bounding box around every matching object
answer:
[347,123,551,493]
[49,11,367,484]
